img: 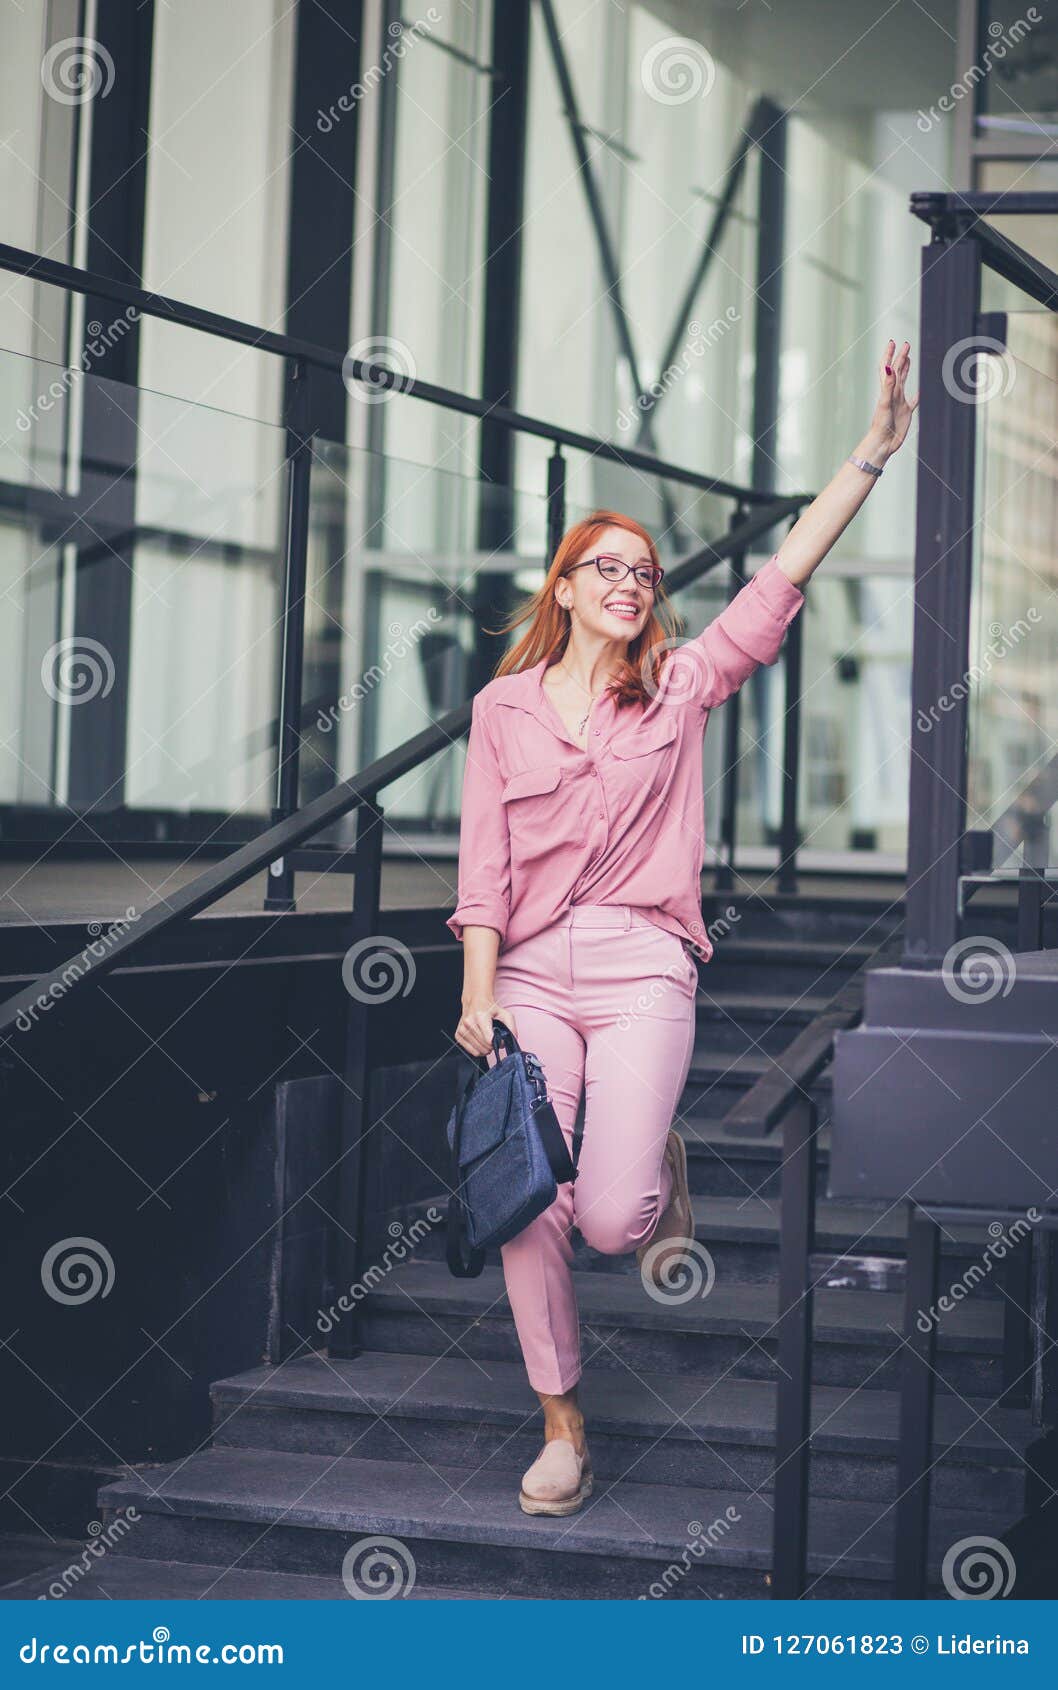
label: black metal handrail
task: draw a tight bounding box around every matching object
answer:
[0,239,789,505]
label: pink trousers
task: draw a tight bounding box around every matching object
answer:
[490,904,698,1395]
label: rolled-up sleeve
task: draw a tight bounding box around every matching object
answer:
[445,695,511,944]
[679,554,804,708]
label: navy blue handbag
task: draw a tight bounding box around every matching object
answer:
[445,1020,578,1278]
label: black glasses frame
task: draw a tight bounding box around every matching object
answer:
[565,554,665,591]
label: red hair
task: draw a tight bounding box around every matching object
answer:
[490,510,682,708]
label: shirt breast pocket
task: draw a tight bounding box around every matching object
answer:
[500,764,564,853]
[608,712,679,789]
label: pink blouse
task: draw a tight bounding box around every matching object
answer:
[446,555,805,963]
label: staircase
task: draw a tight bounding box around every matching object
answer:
[76,893,1040,1599]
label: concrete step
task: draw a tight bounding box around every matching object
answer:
[678,1047,831,1123]
[677,1116,829,1197]
[584,1197,999,1289]
[690,992,831,1054]
[209,1351,1037,1515]
[95,1444,1004,1598]
[0,1548,507,1601]
[405,1194,999,1292]
[359,1261,1003,1396]
[696,938,877,999]
[699,895,903,948]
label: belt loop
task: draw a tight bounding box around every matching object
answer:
[623,906,632,931]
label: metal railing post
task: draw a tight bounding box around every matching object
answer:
[329,797,386,1360]
[771,1096,818,1598]
[894,1205,940,1599]
[266,357,314,912]
[777,607,803,895]
[716,505,749,892]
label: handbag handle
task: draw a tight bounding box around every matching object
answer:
[445,1020,536,1279]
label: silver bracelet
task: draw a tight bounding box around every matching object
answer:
[848,452,884,477]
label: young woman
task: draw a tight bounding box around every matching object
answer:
[448,340,918,1516]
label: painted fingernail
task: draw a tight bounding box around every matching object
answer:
[885,365,893,374]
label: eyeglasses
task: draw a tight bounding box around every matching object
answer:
[565,554,664,591]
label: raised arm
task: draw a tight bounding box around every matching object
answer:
[773,338,919,589]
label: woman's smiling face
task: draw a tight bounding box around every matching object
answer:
[555,525,657,643]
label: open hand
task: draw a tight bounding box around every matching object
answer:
[871,339,919,455]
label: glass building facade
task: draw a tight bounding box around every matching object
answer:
[1,0,1056,872]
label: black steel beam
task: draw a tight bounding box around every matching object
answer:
[285,0,363,442]
[751,100,787,556]
[478,0,531,517]
[903,233,980,966]
[473,0,532,683]
[67,1,155,810]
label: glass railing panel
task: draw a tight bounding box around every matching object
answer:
[301,436,552,845]
[968,309,1058,874]
[0,342,287,838]
[695,568,910,867]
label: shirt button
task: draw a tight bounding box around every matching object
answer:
[593,728,600,736]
